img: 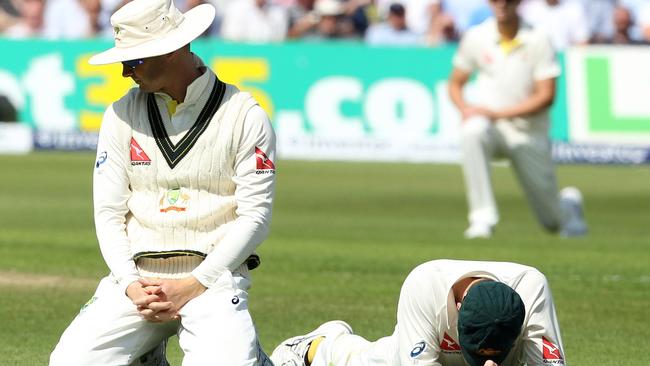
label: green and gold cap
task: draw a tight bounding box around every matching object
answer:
[458,281,525,366]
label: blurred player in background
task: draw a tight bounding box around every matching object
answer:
[270,259,567,366]
[447,0,587,239]
[49,0,276,364]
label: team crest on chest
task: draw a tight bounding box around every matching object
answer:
[130,138,151,166]
[159,188,190,213]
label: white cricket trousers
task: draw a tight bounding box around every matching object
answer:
[460,116,564,231]
[49,267,271,366]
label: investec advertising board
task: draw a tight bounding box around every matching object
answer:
[558,47,650,164]
[0,39,648,163]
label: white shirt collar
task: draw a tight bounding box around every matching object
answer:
[154,53,214,109]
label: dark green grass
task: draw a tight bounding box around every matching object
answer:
[0,152,648,365]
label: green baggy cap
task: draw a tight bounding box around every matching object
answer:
[458,281,525,366]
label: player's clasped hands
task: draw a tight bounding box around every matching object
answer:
[460,105,500,121]
[126,279,175,323]
[126,277,207,323]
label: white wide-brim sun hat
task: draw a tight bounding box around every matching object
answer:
[89,0,215,65]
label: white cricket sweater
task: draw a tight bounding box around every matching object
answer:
[93,65,276,292]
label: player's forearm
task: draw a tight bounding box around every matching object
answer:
[93,105,140,291]
[448,80,468,112]
[191,218,270,287]
[94,171,136,282]
[496,92,554,119]
[95,206,140,291]
[448,64,473,113]
[191,138,275,287]
[189,104,276,287]
[496,79,555,119]
[190,173,275,288]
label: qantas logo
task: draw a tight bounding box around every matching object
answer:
[255,147,275,174]
[542,337,564,364]
[130,138,151,166]
[440,333,461,352]
[482,51,493,65]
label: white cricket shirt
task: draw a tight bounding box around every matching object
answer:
[453,18,561,133]
[390,259,567,365]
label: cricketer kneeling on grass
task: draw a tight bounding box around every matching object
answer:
[447,0,587,239]
[271,259,567,366]
[49,0,276,364]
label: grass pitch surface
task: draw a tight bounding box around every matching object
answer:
[0,152,648,365]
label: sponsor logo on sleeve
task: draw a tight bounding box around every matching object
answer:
[542,336,565,365]
[410,341,426,358]
[95,151,107,168]
[131,138,151,166]
[440,332,461,353]
[80,296,98,313]
[255,146,275,174]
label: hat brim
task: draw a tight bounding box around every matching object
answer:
[88,4,215,65]
[461,347,489,366]
[460,346,509,366]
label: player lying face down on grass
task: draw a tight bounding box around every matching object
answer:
[270,259,567,366]
[49,0,277,364]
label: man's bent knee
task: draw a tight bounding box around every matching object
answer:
[461,116,491,142]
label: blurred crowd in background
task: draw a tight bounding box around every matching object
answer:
[1,0,649,49]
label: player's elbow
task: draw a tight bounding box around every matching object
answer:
[541,93,555,109]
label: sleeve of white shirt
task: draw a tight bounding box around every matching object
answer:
[452,30,477,73]
[93,103,140,294]
[395,265,444,365]
[517,271,567,365]
[191,105,276,288]
[532,33,561,81]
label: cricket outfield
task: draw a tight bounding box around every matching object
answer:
[0,153,648,365]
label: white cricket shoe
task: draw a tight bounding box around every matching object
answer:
[559,186,587,237]
[270,320,353,366]
[464,223,493,239]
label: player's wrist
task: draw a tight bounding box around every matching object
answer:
[125,280,142,298]
[185,276,208,294]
